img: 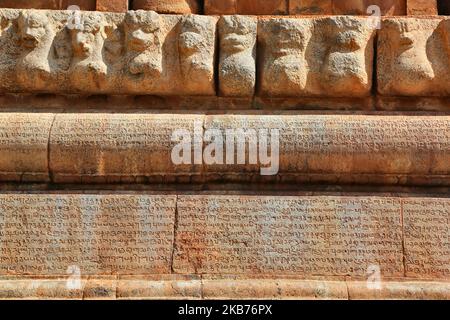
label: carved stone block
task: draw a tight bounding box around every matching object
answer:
[132,0,201,14]
[49,113,203,183]
[289,0,333,15]
[0,9,217,96]
[0,114,444,185]
[0,194,176,275]
[377,18,450,96]
[0,113,53,182]
[0,0,96,10]
[204,0,288,15]
[258,17,375,97]
[218,15,257,97]
[173,196,404,276]
[333,0,406,15]
[403,198,450,279]
[407,0,438,15]
[203,115,450,184]
[96,0,129,12]
[178,15,217,95]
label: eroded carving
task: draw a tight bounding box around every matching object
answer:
[319,17,373,96]
[377,18,448,96]
[218,15,256,97]
[124,10,162,77]
[69,13,108,91]
[17,11,55,91]
[259,19,311,97]
[178,15,216,95]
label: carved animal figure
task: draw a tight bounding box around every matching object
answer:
[124,10,162,77]
[219,15,256,96]
[17,11,55,91]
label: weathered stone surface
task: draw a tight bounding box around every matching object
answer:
[407,0,438,15]
[0,276,448,300]
[258,17,375,97]
[96,0,128,12]
[173,196,404,276]
[117,275,202,299]
[0,194,176,275]
[204,0,288,15]
[178,15,217,95]
[49,114,203,183]
[347,280,450,299]
[0,113,53,182]
[403,198,450,279]
[290,0,333,15]
[0,9,217,95]
[132,0,201,14]
[333,0,406,15]
[0,277,86,299]
[377,18,450,96]
[0,0,96,10]
[203,115,450,185]
[0,114,438,184]
[83,276,117,299]
[202,278,348,300]
[218,15,257,97]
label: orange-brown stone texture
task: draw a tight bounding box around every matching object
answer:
[97,0,128,12]
[0,7,448,300]
[205,0,288,15]
[132,0,201,14]
[0,0,96,10]
[407,0,438,15]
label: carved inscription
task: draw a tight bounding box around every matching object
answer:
[173,196,403,276]
[0,113,53,182]
[403,198,450,279]
[205,115,450,180]
[0,194,176,275]
[49,114,202,183]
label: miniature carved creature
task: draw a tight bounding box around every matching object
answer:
[261,19,309,96]
[124,10,162,76]
[69,13,108,90]
[321,18,370,96]
[386,20,435,95]
[17,11,55,89]
[219,15,256,96]
[178,15,215,92]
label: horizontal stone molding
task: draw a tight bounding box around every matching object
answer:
[1,113,450,184]
[0,10,447,97]
[205,0,409,16]
[0,1,96,11]
[0,113,54,182]
[0,276,448,299]
[132,0,201,14]
[174,195,405,276]
[0,194,448,285]
[45,114,450,185]
[0,0,439,16]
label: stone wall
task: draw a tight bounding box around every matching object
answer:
[0,7,449,300]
